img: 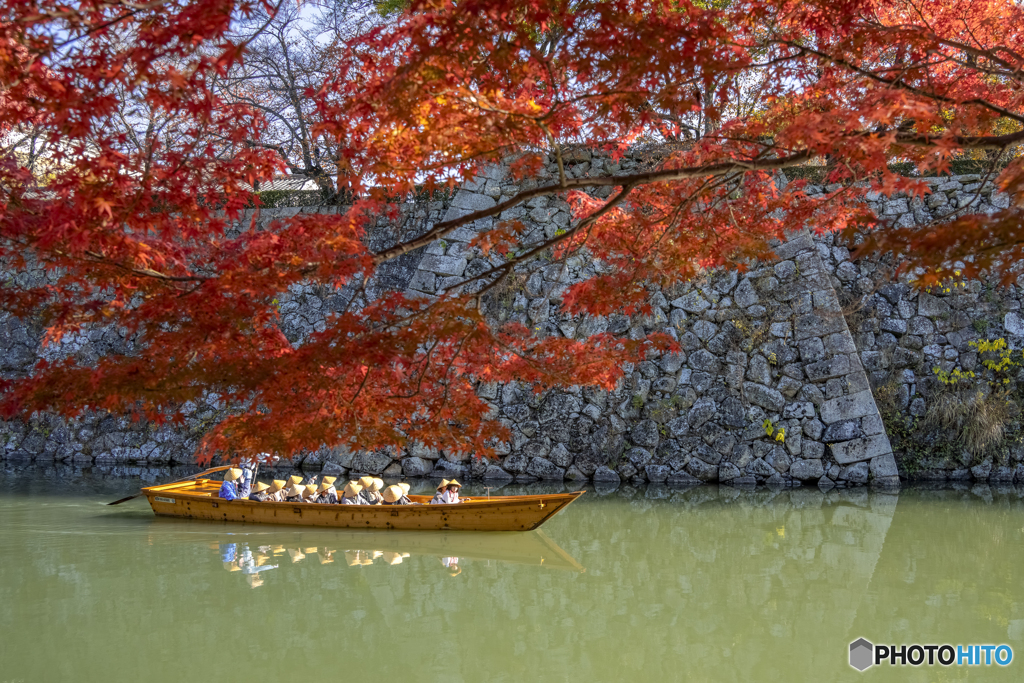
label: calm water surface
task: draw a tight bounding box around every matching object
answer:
[2,466,1023,682]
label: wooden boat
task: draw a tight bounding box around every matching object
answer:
[142,476,584,531]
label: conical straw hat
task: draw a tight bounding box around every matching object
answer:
[358,476,374,488]
[382,485,404,503]
[371,478,384,492]
[317,481,334,494]
[304,484,317,497]
[321,476,337,486]
[285,484,304,498]
[398,483,411,495]
[344,481,363,498]
[436,478,450,491]
[288,475,303,486]
[253,482,270,493]
[268,480,286,493]
[447,479,462,489]
[224,468,243,481]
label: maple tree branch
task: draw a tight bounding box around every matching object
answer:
[371,151,812,265]
[782,41,1024,126]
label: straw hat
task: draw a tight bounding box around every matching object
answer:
[304,484,317,498]
[446,479,463,489]
[224,468,243,481]
[287,548,305,562]
[268,480,286,493]
[288,475,304,486]
[398,483,411,495]
[382,485,404,503]
[436,478,450,491]
[317,481,335,494]
[382,551,403,565]
[358,475,374,488]
[253,482,270,494]
[322,476,337,486]
[343,481,363,498]
[285,484,304,498]
[371,478,384,492]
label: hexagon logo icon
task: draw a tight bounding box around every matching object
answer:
[850,638,874,671]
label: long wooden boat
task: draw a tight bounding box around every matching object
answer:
[142,477,584,531]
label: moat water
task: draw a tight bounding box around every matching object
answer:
[1,464,1022,682]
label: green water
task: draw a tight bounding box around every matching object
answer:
[1,467,1023,682]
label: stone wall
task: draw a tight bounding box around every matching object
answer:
[3,156,1021,489]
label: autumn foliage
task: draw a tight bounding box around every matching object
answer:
[1,0,1023,462]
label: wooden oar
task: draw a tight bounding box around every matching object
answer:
[106,465,231,505]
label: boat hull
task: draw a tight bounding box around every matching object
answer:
[142,479,583,531]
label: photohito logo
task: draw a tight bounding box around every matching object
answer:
[849,639,1012,671]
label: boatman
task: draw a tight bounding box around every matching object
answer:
[219,468,243,500]
[248,482,272,502]
[340,481,363,504]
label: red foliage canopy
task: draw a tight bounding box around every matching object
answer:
[1,0,1022,462]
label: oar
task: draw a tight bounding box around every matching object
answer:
[106,465,231,505]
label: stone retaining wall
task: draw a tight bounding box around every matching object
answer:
[3,157,1021,489]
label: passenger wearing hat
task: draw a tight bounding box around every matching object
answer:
[358,476,383,505]
[397,482,416,504]
[382,484,411,505]
[219,468,243,500]
[340,481,363,504]
[431,479,467,504]
[237,462,256,499]
[303,484,318,501]
[313,477,338,504]
[284,483,306,502]
[248,481,272,502]
[266,480,287,502]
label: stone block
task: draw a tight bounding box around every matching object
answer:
[869,452,899,478]
[798,337,826,363]
[401,456,433,477]
[804,355,851,382]
[820,390,876,424]
[830,435,892,465]
[744,382,786,412]
[790,458,824,482]
[451,191,496,212]
[419,254,467,276]
[795,312,845,340]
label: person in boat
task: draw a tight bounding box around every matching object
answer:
[340,481,363,504]
[266,480,287,502]
[284,484,305,502]
[219,468,243,500]
[287,475,304,489]
[313,479,338,504]
[431,479,469,504]
[357,476,382,505]
[303,484,318,502]
[382,484,411,505]
[248,482,272,502]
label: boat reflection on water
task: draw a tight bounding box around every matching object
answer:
[211,528,584,587]
[219,542,279,588]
